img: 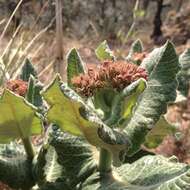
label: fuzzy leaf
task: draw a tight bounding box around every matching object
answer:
[93,79,146,126]
[26,75,43,107]
[95,40,115,61]
[20,58,37,81]
[42,75,82,136]
[32,82,43,107]
[34,126,96,189]
[124,149,154,164]
[0,144,35,189]
[177,48,190,96]
[42,76,130,166]
[82,155,190,190]
[93,89,118,120]
[144,116,176,148]
[0,90,42,143]
[105,79,146,126]
[121,79,146,123]
[126,39,143,61]
[67,48,86,88]
[124,41,180,155]
[0,142,24,157]
[43,145,62,183]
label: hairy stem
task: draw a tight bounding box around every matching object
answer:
[99,148,112,173]
[22,138,35,160]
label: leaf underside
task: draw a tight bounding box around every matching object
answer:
[0,90,42,143]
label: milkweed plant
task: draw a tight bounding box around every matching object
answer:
[0,39,190,190]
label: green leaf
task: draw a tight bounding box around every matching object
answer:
[0,144,35,189]
[93,79,146,126]
[118,155,190,190]
[0,90,42,143]
[95,40,115,61]
[43,145,62,183]
[34,126,96,189]
[124,149,154,164]
[20,58,37,81]
[118,79,147,127]
[26,75,43,107]
[42,76,130,166]
[93,89,119,120]
[67,48,86,88]
[105,79,146,126]
[32,82,43,107]
[82,155,190,190]
[42,75,82,136]
[177,48,190,96]
[124,41,180,155]
[179,48,190,69]
[126,39,143,60]
[144,116,176,148]
[0,142,24,157]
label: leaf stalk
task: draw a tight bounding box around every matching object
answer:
[22,138,35,160]
[98,148,112,173]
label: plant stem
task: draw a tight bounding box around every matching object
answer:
[98,148,112,173]
[22,138,35,160]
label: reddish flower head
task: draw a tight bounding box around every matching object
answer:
[72,61,147,97]
[6,79,28,97]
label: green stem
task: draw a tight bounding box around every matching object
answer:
[22,138,35,160]
[98,148,112,173]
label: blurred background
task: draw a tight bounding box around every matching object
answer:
[0,0,189,79]
[0,0,190,189]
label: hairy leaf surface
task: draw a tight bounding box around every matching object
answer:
[177,48,190,96]
[82,155,190,190]
[124,41,180,155]
[44,145,62,183]
[67,48,86,88]
[42,76,130,166]
[26,75,43,107]
[0,143,35,189]
[105,79,146,127]
[126,39,143,62]
[95,40,115,61]
[20,58,37,81]
[34,126,97,189]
